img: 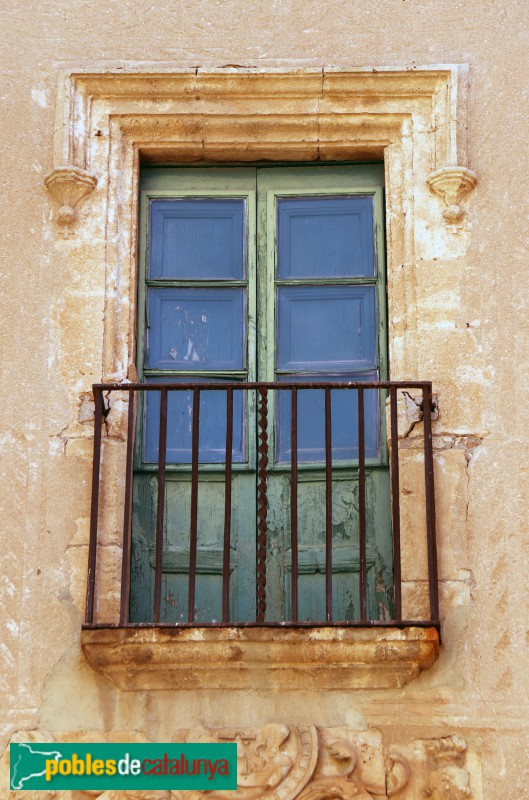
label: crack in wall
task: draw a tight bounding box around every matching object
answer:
[401,431,486,534]
[399,433,484,452]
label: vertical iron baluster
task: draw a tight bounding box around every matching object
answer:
[389,386,402,620]
[357,387,367,622]
[325,387,333,622]
[290,387,298,622]
[119,389,136,625]
[256,388,269,622]
[423,385,439,622]
[86,386,104,625]
[153,387,168,624]
[222,388,234,623]
[188,388,200,623]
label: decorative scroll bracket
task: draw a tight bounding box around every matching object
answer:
[44,165,97,238]
[426,166,477,230]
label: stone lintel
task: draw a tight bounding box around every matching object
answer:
[81,625,439,691]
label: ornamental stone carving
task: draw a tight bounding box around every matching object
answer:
[423,737,472,799]
[0,728,480,800]
[296,730,388,800]
[386,734,474,800]
[426,167,477,227]
[44,165,97,238]
[180,724,318,800]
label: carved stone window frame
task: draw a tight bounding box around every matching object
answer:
[47,66,477,384]
[47,67,477,690]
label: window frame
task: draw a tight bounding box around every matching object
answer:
[137,163,388,471]
[257,165,388,469]
[137,167,258,471]
[72,70,449,677]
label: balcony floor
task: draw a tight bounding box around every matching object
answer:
[81,625,440,691]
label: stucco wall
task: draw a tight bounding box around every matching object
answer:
[1,1,529,798]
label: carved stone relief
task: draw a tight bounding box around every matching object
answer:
[426,167,477,230]
[44,165,97,238]
[179,724,318,800]
[382,735,474,800]
[0,728,480,800]
[422,737,472,799]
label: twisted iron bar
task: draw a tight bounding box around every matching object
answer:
[256,388,269,622]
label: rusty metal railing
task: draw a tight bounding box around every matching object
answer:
[84,381,439,630]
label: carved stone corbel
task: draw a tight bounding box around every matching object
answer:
[426,167,477,227]
[44,165,97,238]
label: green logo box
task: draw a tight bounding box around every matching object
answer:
[10,742,237,791]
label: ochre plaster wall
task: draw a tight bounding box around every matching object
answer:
[1,2,528,798]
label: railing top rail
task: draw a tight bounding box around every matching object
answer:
[93,380,433,391]
[82,620,441,630]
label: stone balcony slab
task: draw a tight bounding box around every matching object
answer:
[81,625,439,691]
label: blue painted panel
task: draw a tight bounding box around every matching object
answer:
[277,286,376,371]
[144,379,246,464]
[147,288,245,370]
[149,199,245,279]
[276,373,380,462]
[277,196,374,278]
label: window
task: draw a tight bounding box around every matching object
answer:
[131,164,391,624]
[78,70,444,687]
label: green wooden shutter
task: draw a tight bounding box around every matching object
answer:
[131,163,392,624]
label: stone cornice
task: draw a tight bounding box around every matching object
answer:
[52,65,464,168]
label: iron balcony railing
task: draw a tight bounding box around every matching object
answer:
[84,381,439,630]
